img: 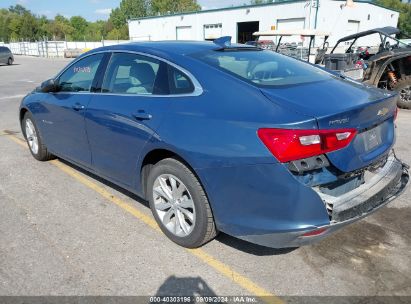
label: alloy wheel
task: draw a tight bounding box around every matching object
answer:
[25,119,39,154]
[152,174,196,237]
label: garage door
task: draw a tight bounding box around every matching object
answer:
[276,18,305,43]
[277,18,305,30]
[204,24,222,40]
[346,20,360,36]
[176,26,192,40]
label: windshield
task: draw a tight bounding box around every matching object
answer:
[191,49,332,87]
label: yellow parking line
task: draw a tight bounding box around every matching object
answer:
[2,130,283,304]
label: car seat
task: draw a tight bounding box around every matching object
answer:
[127,63,156,94]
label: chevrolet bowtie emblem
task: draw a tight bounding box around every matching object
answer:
[377,107,389,117]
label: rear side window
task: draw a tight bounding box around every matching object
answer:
[57,53,104,92]
[191,49,332,87]
[168,65,194,94]
[102,53,167,95]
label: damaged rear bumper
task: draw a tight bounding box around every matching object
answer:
[238,154,409,248]
[320,154,409,222]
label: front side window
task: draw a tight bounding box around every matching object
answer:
[57,53,104,92]
[102,53,165,95]
[191,49,332,87]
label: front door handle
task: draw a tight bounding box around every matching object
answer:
[72,103,85,111]
[132,111,152,120]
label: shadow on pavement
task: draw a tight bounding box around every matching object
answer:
[155,275,216,297]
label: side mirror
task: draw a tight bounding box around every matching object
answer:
[40,79,58,93]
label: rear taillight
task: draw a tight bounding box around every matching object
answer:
[257,128,357,163]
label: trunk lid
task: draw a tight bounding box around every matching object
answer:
[261,78,398,172]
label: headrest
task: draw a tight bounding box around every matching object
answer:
[129,62,155,85]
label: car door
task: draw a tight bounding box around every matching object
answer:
[37,53,106,167]
[0,47,6,63]
[85,52,194,187]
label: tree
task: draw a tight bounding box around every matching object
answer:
[0,9,12,41]
[47,14,74,40]
[8,4,30,16]
[37,15,51,39]
[85,20,107,41]
[106,28,123,40]
[151,0,201,14]
[8,14,22,40]
[70,16,89,40]
[376,0,411,37]
[19,12,38,40]
[0,1,206,42]
[109,0,149,29]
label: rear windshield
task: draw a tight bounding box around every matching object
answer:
[191,49,332,87]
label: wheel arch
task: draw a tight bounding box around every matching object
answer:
[19,107,29,134]
[139,148,207,201]
[372,54,411,85]
[19,107,29,122]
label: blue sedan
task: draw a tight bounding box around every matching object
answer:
[19,39,409,248]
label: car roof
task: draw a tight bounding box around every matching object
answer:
[336,26,400,43]
[87,40,253,57]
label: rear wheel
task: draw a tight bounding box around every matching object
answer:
[147,158,217,248]
[7,57,13,65]
[22,112,54,161]
[392,76,411,109]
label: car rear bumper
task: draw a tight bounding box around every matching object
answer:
[237,154,409,248]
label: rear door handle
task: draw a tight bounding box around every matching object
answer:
[132,111,152,120]
[72,103,85,111]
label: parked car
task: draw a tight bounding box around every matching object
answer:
[326,27,411,109]
[0,46,14,65]
[19,39,409,248]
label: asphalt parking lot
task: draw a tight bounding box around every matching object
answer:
[0,56,410,301]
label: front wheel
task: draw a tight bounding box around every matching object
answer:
[147,158,217,248]
[7,58,13,65]
[22,112,54,161]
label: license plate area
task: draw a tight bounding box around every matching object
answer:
[361,125,383,151]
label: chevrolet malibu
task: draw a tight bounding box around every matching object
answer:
[19,40,409,248]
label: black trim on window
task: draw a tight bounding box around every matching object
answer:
[92,52,112,93]
[153,61,170,95]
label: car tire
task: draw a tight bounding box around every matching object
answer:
[393,76,411,109]
[147,158,217,248]
[22,112,54,161]
[7,58,13,65]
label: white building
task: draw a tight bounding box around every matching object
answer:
[128,0,399,47]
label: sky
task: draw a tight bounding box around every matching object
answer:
[0,0,248,21]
